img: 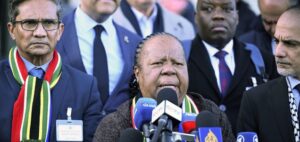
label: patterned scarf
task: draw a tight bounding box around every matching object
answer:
[131,95,199,129]
[286,77,300,142]
[9,48,62,142]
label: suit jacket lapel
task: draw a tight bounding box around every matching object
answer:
[189,36,220,95]
[226,39,252,96]
[60,10,86,72]
[269,77,295,141]
[107,23,134,100]
[120,0,142,37]
[4,62,20,99]
[153,4,164,33]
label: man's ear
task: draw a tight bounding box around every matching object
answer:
[7,22,16,40]
[134,66,139,82]
[56,23,64,41]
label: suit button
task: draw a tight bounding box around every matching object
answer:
[219,104,226,112]
[101,111,106,115]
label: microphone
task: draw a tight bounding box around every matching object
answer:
[196,110,223,142]
[179,112,197,134]
[133,98,157,141]
[151,88,182,142]
[118,128,144,142]
[237,132,258,142]
[151,88,182,124]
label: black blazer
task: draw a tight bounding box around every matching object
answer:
[237,77,295,142]
[187,35,279,133]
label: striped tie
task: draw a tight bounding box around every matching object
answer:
[215,51,232,97]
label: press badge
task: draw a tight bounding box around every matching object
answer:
[56,107,83,141]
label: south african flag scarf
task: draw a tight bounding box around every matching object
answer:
[9,48,62,142]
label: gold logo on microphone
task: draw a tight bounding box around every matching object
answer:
[205,129,218,142]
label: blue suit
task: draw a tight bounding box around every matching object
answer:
[56,10,142,116]
[0,60,102,142]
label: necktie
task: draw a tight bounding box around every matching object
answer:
[93,25,109,104]
[29,68,44,79]
[215,51,232,97]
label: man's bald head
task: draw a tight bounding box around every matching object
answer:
[277,6,300,26]
[258,0,298,36]
[274,6,300,79]
[259,0,296,16]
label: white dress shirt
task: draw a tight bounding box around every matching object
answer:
[203,40,235,91]
[271,38,276,55]
[75,7,124,95]
[131,5,158,38]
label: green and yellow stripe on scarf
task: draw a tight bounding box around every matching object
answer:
[9,48,62,142]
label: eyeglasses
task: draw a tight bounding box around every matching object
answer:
[13,19,60,31]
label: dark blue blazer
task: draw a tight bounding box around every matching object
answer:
[0,60,102,142]
[56,10,142,116]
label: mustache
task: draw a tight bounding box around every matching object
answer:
[29,41,49,46]
[276,58,291,65]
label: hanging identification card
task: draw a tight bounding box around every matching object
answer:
[56,119,83,141]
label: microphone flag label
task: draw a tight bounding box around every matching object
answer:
[198,128,222,142]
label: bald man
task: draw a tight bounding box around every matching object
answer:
[239,0,298,55]
[237,6,300,142]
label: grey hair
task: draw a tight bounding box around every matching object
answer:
[9,0,62,22]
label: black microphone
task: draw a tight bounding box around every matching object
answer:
[151,88,182,142]
[196,110,223,142]
[118,128,144,142]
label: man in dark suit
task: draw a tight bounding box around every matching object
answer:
[56,0,141,116]
[112,0,195,40]
[239,0,298,54]
[187,0,279,133]
[237,6,300,142]
[0,0,102,141]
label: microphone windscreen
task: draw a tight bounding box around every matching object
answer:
[118,128,143,142]
[196,110,219,128]
[180,113,197,133]
[237,132,258,142]
[157,88,178,105]
[134,98,157,130]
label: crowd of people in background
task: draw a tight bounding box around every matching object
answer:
[1,0,300,141]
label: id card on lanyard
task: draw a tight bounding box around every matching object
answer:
[56,107,83,141]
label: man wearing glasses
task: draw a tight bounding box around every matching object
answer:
[0,0,102,141]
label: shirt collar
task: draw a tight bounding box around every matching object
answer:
[203,39,234,57]
[75,7,97,33]
[20,54,51,72]
[130,4,158,22]
[75,6,114,36]
[288,76,300,89]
